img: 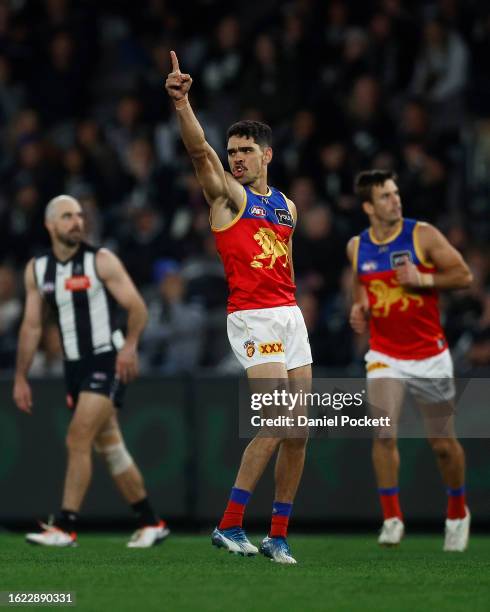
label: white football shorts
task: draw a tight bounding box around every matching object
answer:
[227,305,312,371]
[365,348,455,402]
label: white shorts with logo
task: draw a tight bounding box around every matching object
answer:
[227,305,312,371]
[365,348,455,402]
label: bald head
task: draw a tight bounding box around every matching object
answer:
[45,195,84,249]
[45,195,80,222]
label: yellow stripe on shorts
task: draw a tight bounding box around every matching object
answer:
[366,361,390,373]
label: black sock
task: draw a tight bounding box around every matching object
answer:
[131,498,159,527]
[57,509,79,532]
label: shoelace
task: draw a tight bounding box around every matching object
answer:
[129,529,143,542]
[278,540,292,556]
[269,537,292,557]
[130,524,163,542]
[38,515,61,533]
[224,527,248,542]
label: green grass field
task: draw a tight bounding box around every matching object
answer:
[1,533,489,611]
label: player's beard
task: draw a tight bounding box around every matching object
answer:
[56,228,83,248]
[232,162,261,185]
[240,169,261,186]
[379,208,402,226]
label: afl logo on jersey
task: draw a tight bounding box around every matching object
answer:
[42,282,55,294]
[275,209,293,227]
[65,275,91,291]
[361,260,378,272]
[249,205,267,217]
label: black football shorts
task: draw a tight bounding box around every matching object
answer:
[64,351,126,410]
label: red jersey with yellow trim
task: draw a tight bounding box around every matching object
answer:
[212,185,296,313]
[354,218,447,359]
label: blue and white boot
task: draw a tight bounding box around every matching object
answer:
[211,527,258,556]
[259,536,297,564]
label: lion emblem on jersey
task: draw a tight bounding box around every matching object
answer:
[369,279,423,317]
[250,228,290,270]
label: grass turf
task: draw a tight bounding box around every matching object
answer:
[0,534,489,612]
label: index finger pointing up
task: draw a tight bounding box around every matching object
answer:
[170,50,180,73]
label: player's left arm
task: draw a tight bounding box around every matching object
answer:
[96,249,148,383]
[396,223,473,290]
[286,198,297,284]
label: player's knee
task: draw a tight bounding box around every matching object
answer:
[281,437,308,451]
[254,435,281,452]
[429,437,456,459]
[95,441,134,476]
[65,427,94,453]
[373,437,397,452]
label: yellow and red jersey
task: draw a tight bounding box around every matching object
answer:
[212,185,296,313]
[354,218,447,360]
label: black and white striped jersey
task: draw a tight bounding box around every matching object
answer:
[33,243,125,361]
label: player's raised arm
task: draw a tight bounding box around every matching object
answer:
[13,260,44,413]
[396,223,473,290]
[347,237,370,334]
[95,249,148,384]
[165,50,242,210]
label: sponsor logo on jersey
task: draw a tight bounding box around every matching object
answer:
[93,372,108,381]
[361,260,378,272]
[250,228,290,270]
[42,282,55,294]
[249,205,267,217]
[259,342,284,355]
[275,208,293,227]
[65,275,91,291]
[244,340,255,358]
[368,279,423,317]
[390,250,412,268]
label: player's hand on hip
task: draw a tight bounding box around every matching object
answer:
[350,303,369,334]
[395,257,420,288]
[13,377,33,414]
[116,345,139,384]
[165,50,192,102]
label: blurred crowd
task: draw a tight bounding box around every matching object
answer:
[0,0,489,376]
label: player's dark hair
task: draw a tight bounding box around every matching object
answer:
[226,120,272,148]
[354,170,398,203]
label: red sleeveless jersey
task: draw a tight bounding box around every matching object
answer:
[212,185,296,313]
[354,218,447,360]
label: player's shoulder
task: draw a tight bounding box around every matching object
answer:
[346,235,360,260]
[80,241,103,255]
[411,220,440,240]
[407,218,435,231]
[94,245,114,257]
[224,173,247,209]
[273,187,297,221]
[94,247,124,279]
[28,250,52,284]
[94,246,121,264]
[349,224,370,246]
